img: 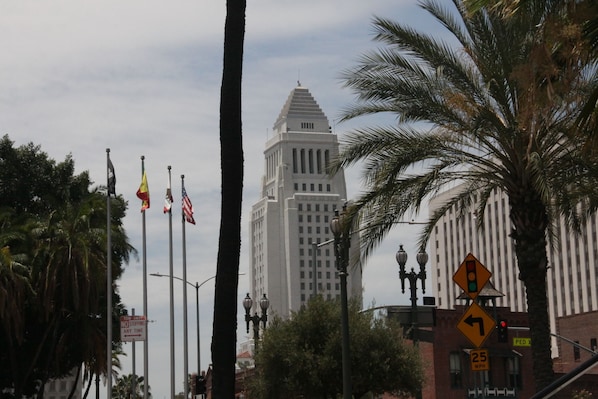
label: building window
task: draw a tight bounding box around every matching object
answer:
[449,352,462,388]
[292,149,298,173]
[507,356,522,389]
[300,149,306,173]
[317,149,322,173]
[574,341,581,361]
[591,338,597,352]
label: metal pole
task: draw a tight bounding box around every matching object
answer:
[196,282,200,375]
[339,260,352,399]
[140,156,149,399]
[106,149,113,399]
[167,166,175,399]
[409,272,419,343]
[181,175,189,399]
[131,308,136,399]
[331,207,352,399]
[312,242,317,298]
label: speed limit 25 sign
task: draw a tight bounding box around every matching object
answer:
[470,348,489,371]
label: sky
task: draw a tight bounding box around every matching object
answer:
[0,1,443,398]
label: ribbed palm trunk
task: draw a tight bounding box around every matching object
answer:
[509,189,554,390]
[212,0,246,398]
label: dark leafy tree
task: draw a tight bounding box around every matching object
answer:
[332,0,598,390]
[211,0,246,398]
[0,137,134,398]
[249,296,423,399]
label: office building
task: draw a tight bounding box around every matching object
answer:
[430,184,598,356]
[248,84,362,319]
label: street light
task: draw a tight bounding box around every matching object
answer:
[395,244,428,341]
[395,244,428,399]
[330,204,352,399]
[150,273,245,375]
[242,293,269,354]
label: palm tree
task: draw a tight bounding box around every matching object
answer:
[332,0,598,391]
[112,373,150,399]
[212,0,246,398]
[463,0,598,148]
[0,190,133,397]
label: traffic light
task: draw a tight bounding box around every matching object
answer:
[466,260,478,293]
[195,375,206,396]
[497,319,508,343]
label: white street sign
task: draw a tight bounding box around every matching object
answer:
[120,315,147,342]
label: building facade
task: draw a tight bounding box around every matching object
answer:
[44,369,82,399]
[430,184,598,357]
[248,84,362,319]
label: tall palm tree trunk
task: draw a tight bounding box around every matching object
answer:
[212,0,246,398]
[509,191,554,389]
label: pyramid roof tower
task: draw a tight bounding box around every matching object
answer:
[273,83,330,134]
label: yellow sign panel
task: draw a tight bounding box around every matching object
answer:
[470,348,490,371]
[453,253,492,299]
[513,337,532,347]
[457,302,496,347]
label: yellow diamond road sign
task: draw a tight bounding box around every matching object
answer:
[457,302,496,348]
[453,253,492,300]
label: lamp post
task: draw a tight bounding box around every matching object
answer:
[242,293,269,353]
[150,273,243,377]
[330,205,352,399]
[395,244,428,399]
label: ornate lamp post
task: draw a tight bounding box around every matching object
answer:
[395,244,429,342]
[330,205,352,399]
[396,244,428,399]
[243,293,270,353]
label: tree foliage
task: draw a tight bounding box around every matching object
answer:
[331,0,598,390]
[249,296,423,399]
[112,373,151,399]
[0,135,134,398]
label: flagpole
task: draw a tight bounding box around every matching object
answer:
[181,175,189,399]
[141,156,149,399]
[106,149,113,399]
[167,166,175,399]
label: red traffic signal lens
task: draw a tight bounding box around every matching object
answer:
[500,320,507,328]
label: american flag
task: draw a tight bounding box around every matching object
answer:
[182,187,196,224]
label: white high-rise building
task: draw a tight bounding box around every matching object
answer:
[248,84,362,319]
[430,184,598,355]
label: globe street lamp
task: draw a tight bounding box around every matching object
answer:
[395,244,428,341]
[242,293,270,353]
[330,205,352,399]
[395,244,428,399]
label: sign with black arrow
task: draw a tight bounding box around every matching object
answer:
[457,302,496,347]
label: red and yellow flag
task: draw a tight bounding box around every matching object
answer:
[136,171,150,211]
